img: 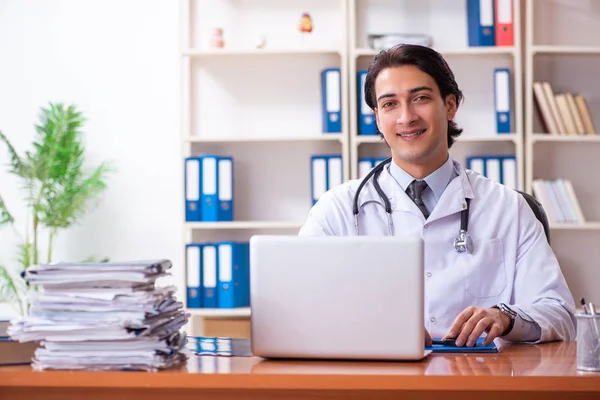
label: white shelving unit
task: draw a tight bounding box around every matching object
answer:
[347,0,524,190]
[524,0,600,303]
[179,0,600,327]
[180,0,349,327]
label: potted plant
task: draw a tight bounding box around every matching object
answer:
[0,102,112,315]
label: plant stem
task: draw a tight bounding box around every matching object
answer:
[48,229,55,264]
[18,297,24,317]
[33,214,38,266]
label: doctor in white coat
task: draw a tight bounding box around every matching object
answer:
[299,44,576,347]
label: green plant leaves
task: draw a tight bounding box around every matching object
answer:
[0,194,15,225]
[0,264,25,315]
[0,102,113,314]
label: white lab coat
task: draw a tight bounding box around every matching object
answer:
[299,159,577,343]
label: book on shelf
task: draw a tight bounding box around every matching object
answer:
[531,178,586,225]
[532,81,597,135]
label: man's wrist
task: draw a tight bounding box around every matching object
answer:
[491,303,517,336]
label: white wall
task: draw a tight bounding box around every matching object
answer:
[0,0,182,318]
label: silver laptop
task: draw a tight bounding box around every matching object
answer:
[249,235,429,361]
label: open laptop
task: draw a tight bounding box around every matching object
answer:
[249,235,429,361]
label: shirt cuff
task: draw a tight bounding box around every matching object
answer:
[500,307,542,342]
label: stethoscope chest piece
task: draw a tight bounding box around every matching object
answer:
[453,229,473,254]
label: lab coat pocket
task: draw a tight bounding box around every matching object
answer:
[457,237,507,298]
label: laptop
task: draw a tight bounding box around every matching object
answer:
[249,235,429,361]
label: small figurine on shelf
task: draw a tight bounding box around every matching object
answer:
[298,12,313,34]
[255,35,267,49]
[210,27,225,48]
[298,12,313,47]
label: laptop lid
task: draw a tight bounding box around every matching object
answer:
[249,235,426,361]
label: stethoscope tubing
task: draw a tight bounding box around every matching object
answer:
[351,157,471,252]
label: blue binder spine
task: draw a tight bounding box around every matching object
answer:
[466,0,495,47]
[184,157,201,221]
[373,157,388,168]
[311,155,328,205]
[358,157,374,179]
[200,155,219,222]
[321,67,342,133]
[217,156,234,221]
[326,155,343,191]
[494,67,512,134]
[202,243,218,308]
[217,242,250,308]
[485,156,501,183]
[466,156,486,177]
[358,70,376,135]
[499,155,517,189]
[186,243,202,308]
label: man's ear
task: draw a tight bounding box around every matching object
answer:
[445,94,457,120]
[374,107,382,132]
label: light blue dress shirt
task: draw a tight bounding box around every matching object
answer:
[387,155,542,343]
[388,155,457,215]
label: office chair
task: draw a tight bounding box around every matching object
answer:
[516,190,550,245]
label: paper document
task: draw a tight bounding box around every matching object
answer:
[8,259,190,371]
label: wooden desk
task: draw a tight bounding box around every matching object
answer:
[1,342,599,400]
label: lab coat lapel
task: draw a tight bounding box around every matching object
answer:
[427,160,475,223]
[379,166,420,214]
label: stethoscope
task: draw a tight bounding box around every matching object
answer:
[352,157,473,253]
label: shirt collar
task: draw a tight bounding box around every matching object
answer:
[388,155,456,201]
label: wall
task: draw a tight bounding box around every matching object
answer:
[0,0,183,318]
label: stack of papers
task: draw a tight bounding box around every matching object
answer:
[7,259,190,371]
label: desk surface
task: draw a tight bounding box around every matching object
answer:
[1,341,600,400]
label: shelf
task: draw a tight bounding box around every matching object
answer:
[188,307,251,318]
[183,48,341,57]
[531,134,600,143]
[458,135,519,143]
[186,221,304,230]
[354,135,518,144]
[550,223,600,231]
[531,45,600,55]
[353,46,515,58]
[184,134,343,144]
[354,135,383,144]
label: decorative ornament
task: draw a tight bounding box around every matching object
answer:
[298,12,313,34]
[210,27,225,48]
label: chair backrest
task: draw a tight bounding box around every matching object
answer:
[515,190,550,244]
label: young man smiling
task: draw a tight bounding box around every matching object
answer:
[299,44,576,347]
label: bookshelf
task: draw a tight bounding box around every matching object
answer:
[179,0,350,332]
[347,0,524,190]
[180,0,600,332]
[524,0,600,303]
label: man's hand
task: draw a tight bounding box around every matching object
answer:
[443,306,510,347]
[425,327,432,347]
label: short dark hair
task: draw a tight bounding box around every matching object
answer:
[364,44,464,148]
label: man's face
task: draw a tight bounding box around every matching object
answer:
[373,65,457,175]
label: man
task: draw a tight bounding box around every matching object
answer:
[299,44,576,347]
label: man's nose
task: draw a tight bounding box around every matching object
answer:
[395,104,418,125]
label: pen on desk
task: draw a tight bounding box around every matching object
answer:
[432,338,457,346]
[588,301,600,338]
